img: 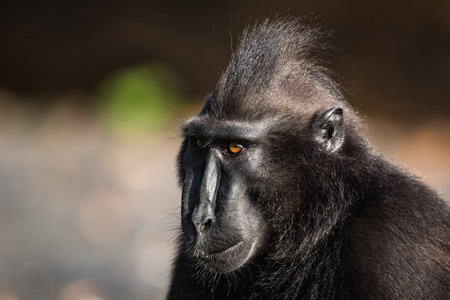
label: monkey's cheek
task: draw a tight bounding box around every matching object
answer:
[196,240,256,273]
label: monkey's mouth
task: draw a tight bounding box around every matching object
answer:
[197,240,244,257]
[194,240,255,273]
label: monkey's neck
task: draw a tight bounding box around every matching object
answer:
[256,214,349,299]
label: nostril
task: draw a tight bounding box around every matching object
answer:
[204,218,212,228]
[197,218,213,233]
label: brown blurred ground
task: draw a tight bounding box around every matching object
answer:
[0,98,181,299]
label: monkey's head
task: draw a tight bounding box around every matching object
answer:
[177,20,365,274]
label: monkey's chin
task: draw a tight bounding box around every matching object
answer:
[196,240,256,273]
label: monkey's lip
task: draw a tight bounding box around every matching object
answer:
[197,240,244,258]
[195,239,258,273]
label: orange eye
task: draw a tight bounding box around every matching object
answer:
[228,142,243,154]
[196,138,208,149]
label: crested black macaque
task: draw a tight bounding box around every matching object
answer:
[167,19,450,300]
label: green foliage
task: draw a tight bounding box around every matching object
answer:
[98,63,182,133]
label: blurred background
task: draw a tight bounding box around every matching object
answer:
[0,1,449,299]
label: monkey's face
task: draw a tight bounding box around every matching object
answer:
[177,97,344,274]
[178,118,270,273]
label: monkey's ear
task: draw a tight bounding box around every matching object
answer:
[313,107,344,153]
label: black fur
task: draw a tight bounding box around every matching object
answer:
[168,19,450,300]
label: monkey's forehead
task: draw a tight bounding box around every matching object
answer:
[182,117,279,141]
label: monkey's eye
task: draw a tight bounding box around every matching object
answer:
[196,138,208,149]
[228,142,243,154]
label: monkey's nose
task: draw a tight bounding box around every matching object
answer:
[195,218,213,233]
[191,204,215,234]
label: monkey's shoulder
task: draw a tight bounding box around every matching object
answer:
[343,180,450,299]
